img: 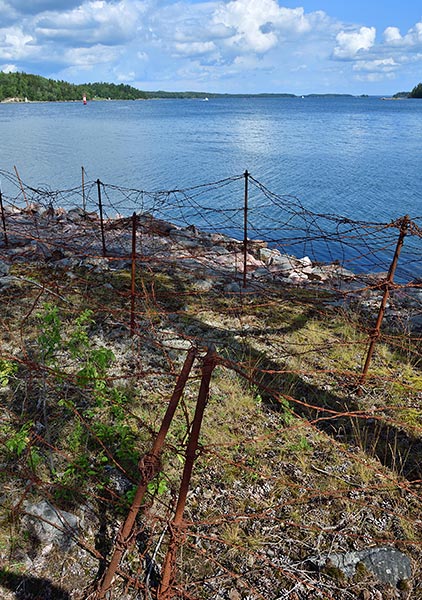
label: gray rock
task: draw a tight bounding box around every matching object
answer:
[310,546,411,586]
[362,547,411,586]
[259,248,295,271]
[24,500,79,550]
[0,275,13,289]
[66,207,87,222]
[192,279,214,292]
[0,260,10,276]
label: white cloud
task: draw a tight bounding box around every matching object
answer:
[63,44,121,67]
[353,58,398,73]
[211,1,323,54]
[35,0,144,46]
[174,41,217,57]
[0,63,18,72]
[333,26,376,59]
[384,26,402,44]
[0,0,422,94]
[0,26,34,60]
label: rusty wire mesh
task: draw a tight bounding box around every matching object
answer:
[0,169,421,600]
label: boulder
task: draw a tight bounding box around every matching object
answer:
[0,260,10,277]
[24,500,79,550]
[310,546,411,587]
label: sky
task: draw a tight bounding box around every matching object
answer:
[1,0,422,95]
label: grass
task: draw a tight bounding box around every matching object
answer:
[0,259,421,598]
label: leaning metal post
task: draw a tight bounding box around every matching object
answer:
[96,179,107,257]
[243,170,249,288]
[82,166,86,212]
[95,347,197,599]
[130,212,137,336]
[14,165,29,208]
[0,186,8,246]
[359,215,410,392]
[158,346,218,600]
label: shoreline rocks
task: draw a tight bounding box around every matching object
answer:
[0,202,420,330]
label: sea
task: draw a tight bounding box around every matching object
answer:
[0,96,421,278]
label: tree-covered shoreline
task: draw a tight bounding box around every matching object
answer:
[0,71,367,102]
[0,72,149,102]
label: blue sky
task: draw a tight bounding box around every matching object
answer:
[1,0,422,94]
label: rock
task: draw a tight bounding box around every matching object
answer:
[259,248,296,274]
[308,266,330,281]
[138,214,175,236]
[161,338,192,350]
[310,547,411,587]
[362,547,411,587]
[0,275,13,289]
[287,271,308,284]
[24,500,79,550]
[0,260,10,276]
[66,207,87,222]
[192,279,214,292]
[298,256,312,267]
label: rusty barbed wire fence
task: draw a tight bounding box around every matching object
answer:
[359,215,410,392]
[0,167,421,599]
[158,347,218,600]
[95,346,197,599]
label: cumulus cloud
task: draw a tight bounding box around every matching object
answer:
[0,63,18,72]
[35,0,142,46]
[384,26,402,44]
[0,26,34,60]
[211,0,325,54]
[352,57,398,73]
[0,0,422,93]
[333,26,376,59]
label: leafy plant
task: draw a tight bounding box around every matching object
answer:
[0,360,17,387]
[5,422,33,457]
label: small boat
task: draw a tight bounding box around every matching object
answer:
[203,97,209,102]
[83,94,87,105]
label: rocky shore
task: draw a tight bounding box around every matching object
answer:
[1,202,420,331]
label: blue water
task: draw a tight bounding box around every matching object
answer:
[0,96,421,278]
[1,96,421,219]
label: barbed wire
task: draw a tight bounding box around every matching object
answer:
[0,168,421,600]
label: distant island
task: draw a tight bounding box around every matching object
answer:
[393,82,422,99]
[0,71,368,103]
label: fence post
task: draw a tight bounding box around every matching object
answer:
[359,215,410,391]
[243,170,249,288]
[82,166,86,212]
[95,347,197,599]
[14,165,28,208]
[130,212,137,336]
[158,346,218,600]
[0,185,8,246]
[96,179,107,257]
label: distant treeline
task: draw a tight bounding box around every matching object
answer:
[0,72,149,101]
[0,71,373,103]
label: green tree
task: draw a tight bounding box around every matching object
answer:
[409,82,422,98]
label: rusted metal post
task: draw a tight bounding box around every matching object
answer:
[95,347,197,599]
[0,186,8,246]
[243,170,249,288]
[96,179,107,257]
[130,212,137,337]
[359,216,410,391]
[82,166,86,211]
[14,165,28,208]
[158,347,218,600]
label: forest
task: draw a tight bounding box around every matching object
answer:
[0,71,150,101]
